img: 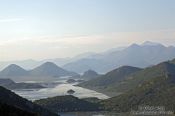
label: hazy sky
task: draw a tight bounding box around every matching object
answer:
[0,0,175,61]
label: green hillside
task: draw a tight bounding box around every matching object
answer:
[101,75,175,114]
[78,66,142,96]
[110,61,175,93]
[78,59,175,96]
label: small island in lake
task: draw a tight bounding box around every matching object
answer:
[67,89,75,94]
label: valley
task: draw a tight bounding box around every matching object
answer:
[1,1,175,115]
[1,43,175,116]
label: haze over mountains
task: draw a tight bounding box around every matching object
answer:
[1,43,175,115]
[0,41,175,74]
[0,62,77,81]
[63,41,175,73]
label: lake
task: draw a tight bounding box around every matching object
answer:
[13,79,109,101]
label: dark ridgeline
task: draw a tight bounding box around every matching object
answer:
[0,102,38,116]
[34,95,101,113]
[0,86,58,116]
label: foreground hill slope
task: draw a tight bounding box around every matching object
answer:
[0,86,58,116]
[101,75,175,113]
[0,102,38,116]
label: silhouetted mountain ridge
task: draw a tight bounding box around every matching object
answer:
[0,86,58,116]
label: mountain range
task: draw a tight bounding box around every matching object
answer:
[76,58,175,113]
[100,62,175,113]
[1,41,175,73]
[0,62,78,81]
[63,41,175,73]
[78,58,175,97]
[2,58,175,114]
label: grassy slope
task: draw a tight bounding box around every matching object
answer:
[78,66,142,96]
[110,61,175,93]
[79,61,175,97]
[101,75,175,113]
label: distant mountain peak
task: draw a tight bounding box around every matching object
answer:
[37,62,61,69]
[0,64,28,77]
[3,64,26,71]
[81,69,99,79]
[141,41,162,46]
[42,62,58,66]
[130,43,139,47]
[83,70,98,76]
[126,43,140,50]
[128,43,140,48]
[30,62,77,77]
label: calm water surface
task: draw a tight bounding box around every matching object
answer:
[13,79,109,101]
